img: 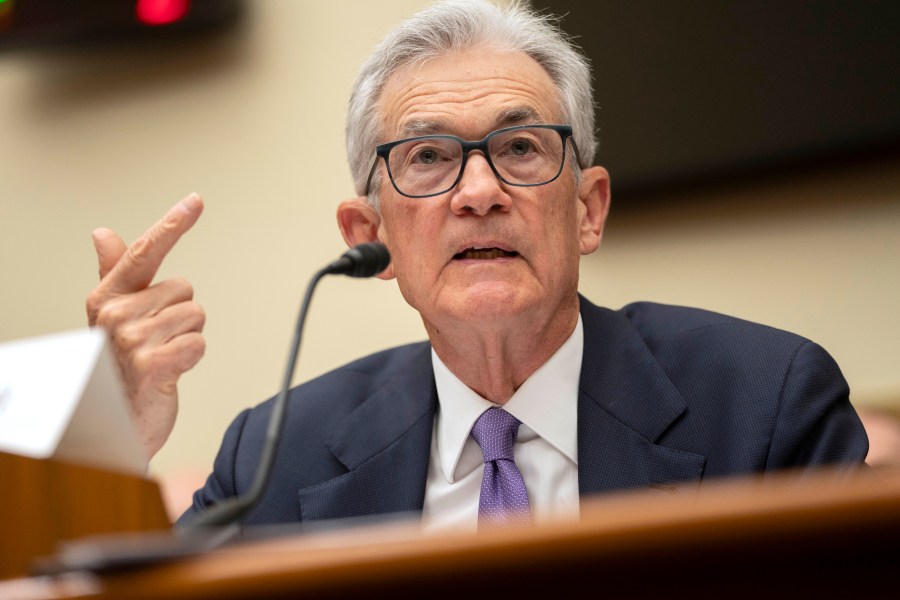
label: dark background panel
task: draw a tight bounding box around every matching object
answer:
[538,0,900,199]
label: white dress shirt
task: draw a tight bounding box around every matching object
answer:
[421,316,583,533]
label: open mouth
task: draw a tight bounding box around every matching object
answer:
[453,247,519,260]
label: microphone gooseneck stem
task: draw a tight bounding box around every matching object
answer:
[179,242,389,531]
[182,267,329,529]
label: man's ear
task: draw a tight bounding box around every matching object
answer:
[337,197,395,280]
[576,166,611,256]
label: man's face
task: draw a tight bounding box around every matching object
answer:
[367,49,607,332]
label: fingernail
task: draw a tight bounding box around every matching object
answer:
[177,193,201,213]
[91,228,108,244]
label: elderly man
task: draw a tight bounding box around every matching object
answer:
[86,0,867,531]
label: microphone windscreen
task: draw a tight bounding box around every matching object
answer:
[341,242,391,277]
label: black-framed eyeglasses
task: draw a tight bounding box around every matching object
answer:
[364,124,580,199]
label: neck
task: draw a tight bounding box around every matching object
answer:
[425,297,580,403]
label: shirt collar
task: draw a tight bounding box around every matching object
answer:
[431,315,584,483]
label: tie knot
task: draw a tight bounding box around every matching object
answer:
[470,408,521,463]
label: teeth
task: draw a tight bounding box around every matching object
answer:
[460,248,515,260]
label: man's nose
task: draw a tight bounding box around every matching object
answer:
[449,152,512,216]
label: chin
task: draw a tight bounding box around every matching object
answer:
[444,282,535,322]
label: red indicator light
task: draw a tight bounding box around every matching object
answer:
[136,0,190,27]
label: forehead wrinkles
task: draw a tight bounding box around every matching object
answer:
[378,53,562,140]
[394,82,549,131]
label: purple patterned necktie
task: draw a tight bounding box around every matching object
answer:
[470,408,532,527]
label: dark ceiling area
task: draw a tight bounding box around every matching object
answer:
[537,0,900,201]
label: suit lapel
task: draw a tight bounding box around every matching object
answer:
[296,298,709,522]
[577,297,706,497]
[296,344,437,523]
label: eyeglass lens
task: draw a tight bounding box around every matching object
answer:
[386,127,565,197]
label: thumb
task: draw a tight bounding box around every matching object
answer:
[92,227,128,280]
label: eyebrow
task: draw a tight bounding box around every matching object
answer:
[498,106,542,126]
[400,119,444,137]
[397,106,545,139]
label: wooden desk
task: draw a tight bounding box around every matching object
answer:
[3,467,899,599]
[0,452,169,581]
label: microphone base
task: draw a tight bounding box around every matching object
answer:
[30,525,240,577]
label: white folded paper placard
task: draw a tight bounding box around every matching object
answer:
[0,327,147,475]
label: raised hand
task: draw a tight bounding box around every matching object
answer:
[85,193,206,461]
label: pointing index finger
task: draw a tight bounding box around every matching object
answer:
[101,193,204,295]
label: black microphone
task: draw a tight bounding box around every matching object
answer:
[325,242,391,278]
[181,242,391,530]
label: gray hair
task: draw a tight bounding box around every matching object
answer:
[345,0,596,208]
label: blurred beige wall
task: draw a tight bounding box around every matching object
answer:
[1,0,898,488]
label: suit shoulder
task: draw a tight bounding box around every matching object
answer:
[618,301,807,346]
[612,301,834,375]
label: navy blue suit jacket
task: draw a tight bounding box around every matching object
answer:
[180,297,868,526]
